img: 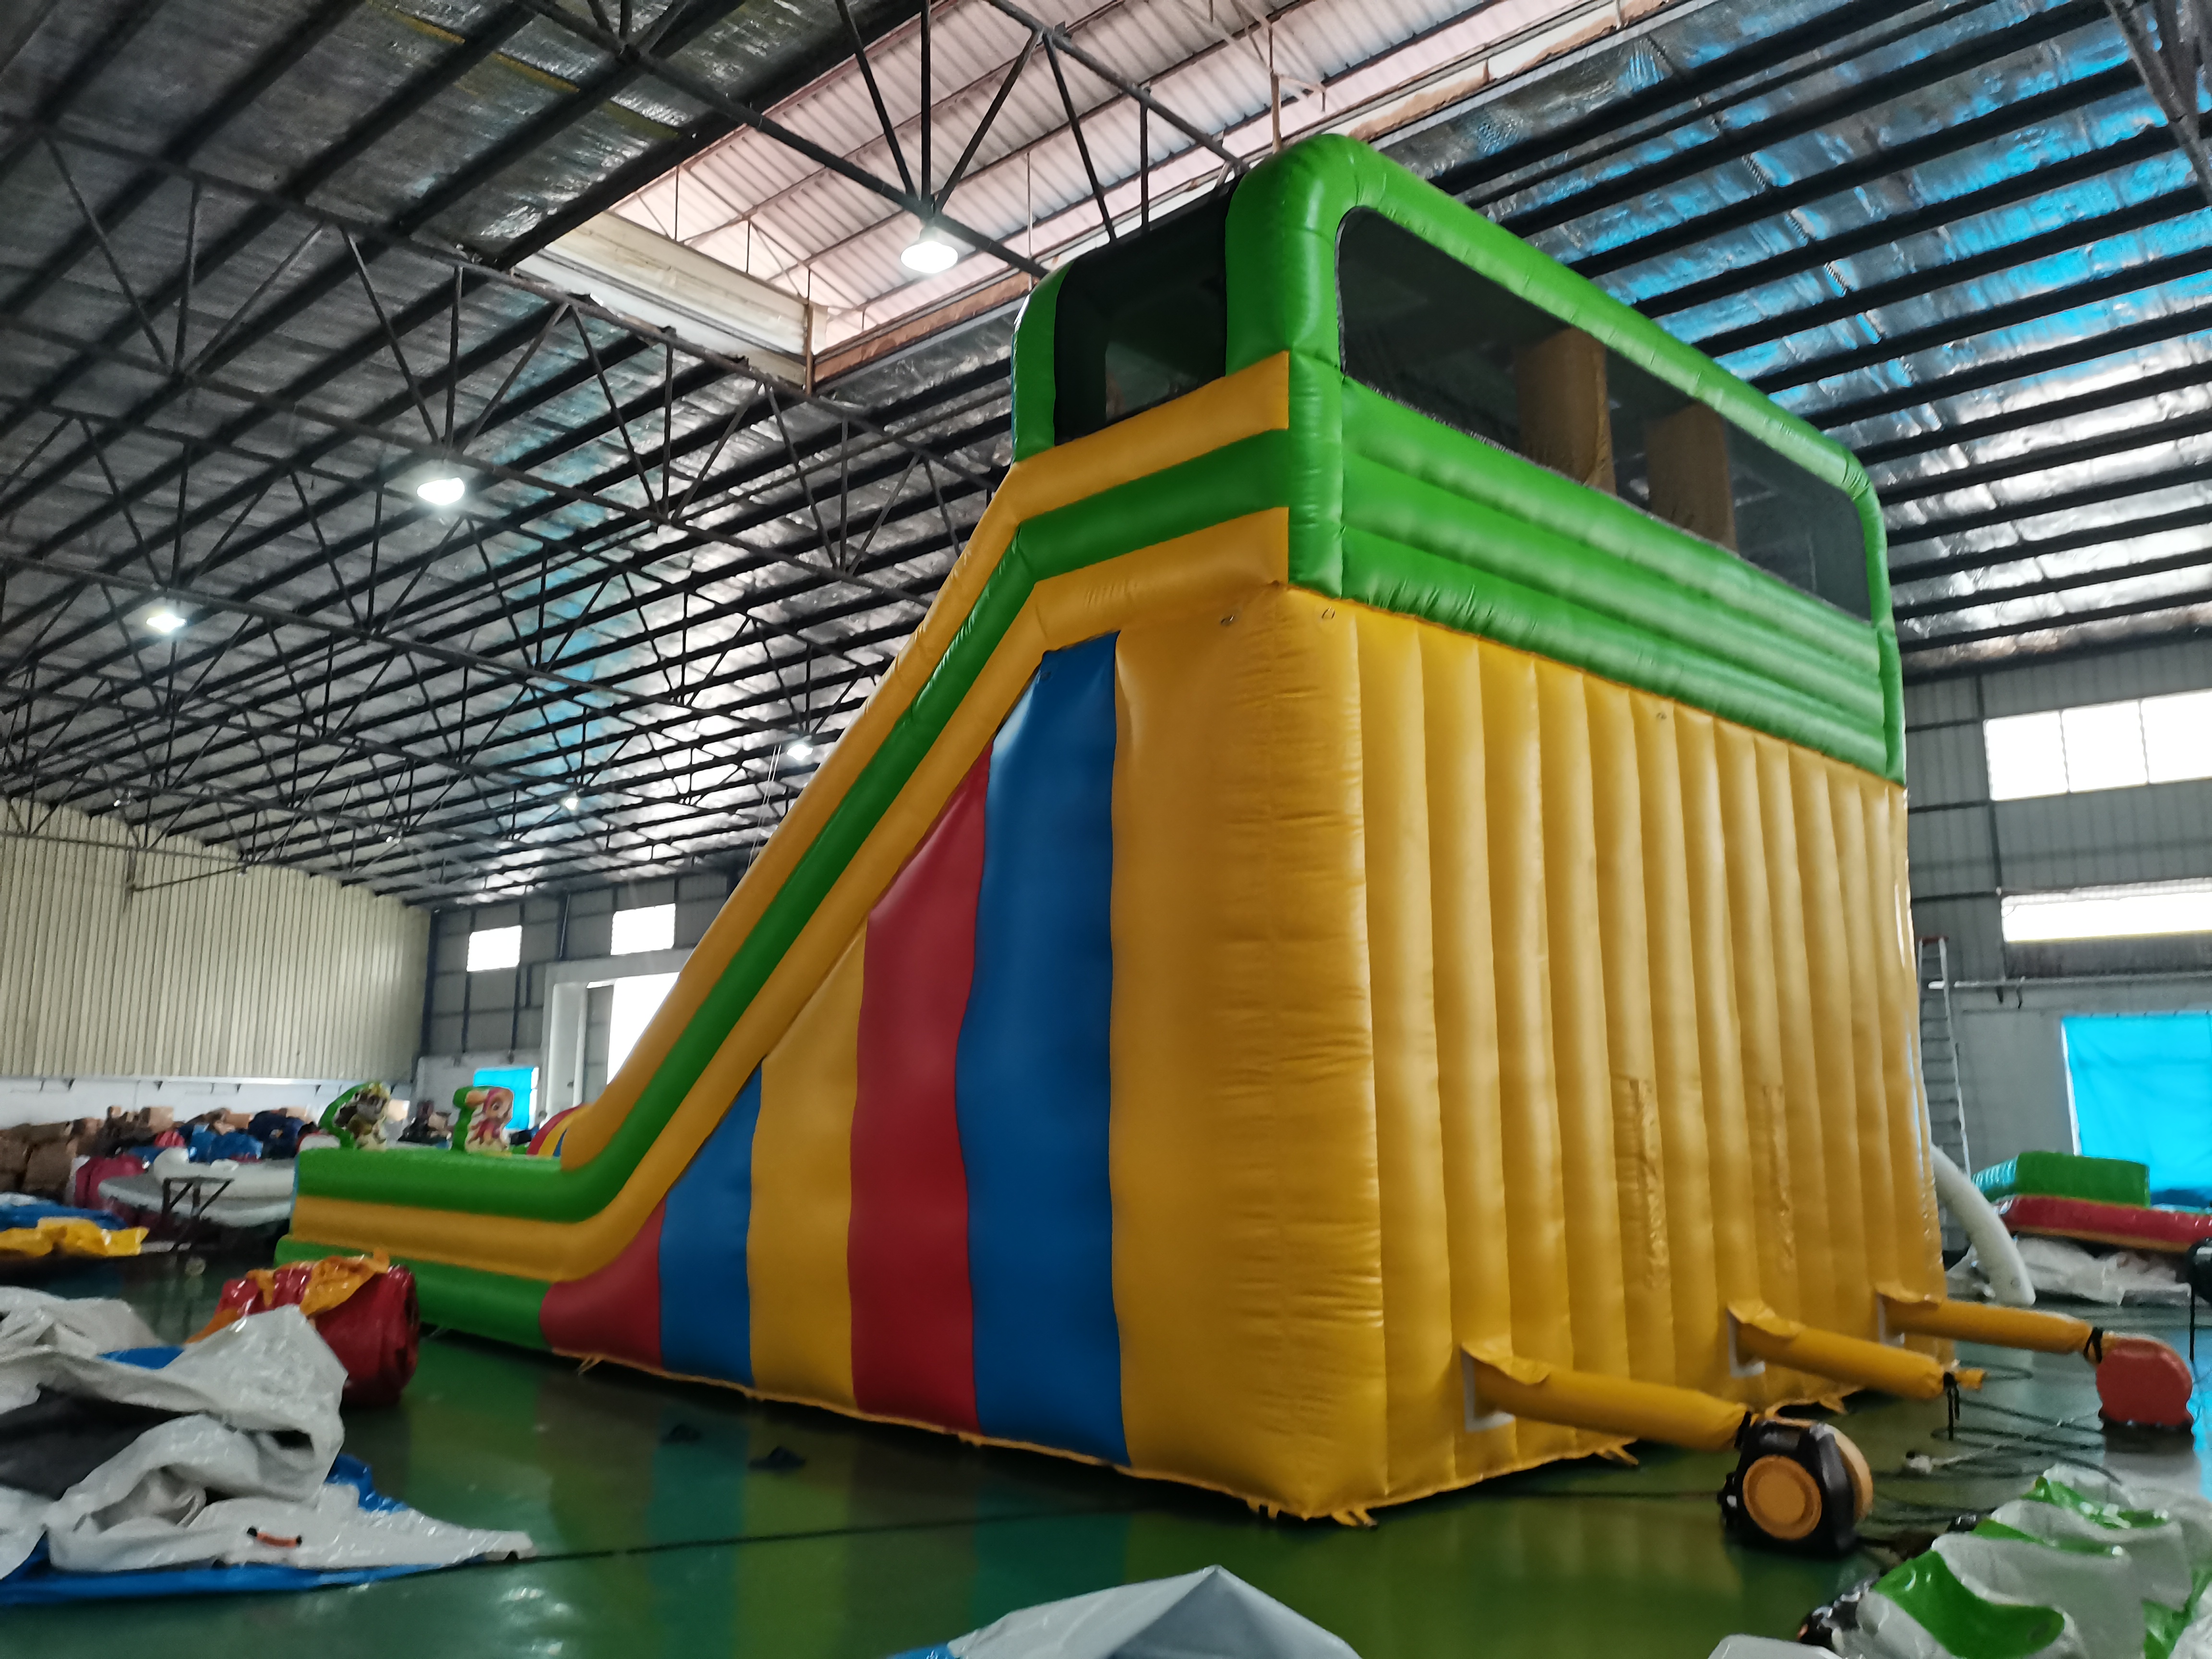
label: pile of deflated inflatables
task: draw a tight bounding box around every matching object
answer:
[0,1196,144,1263]
[1709,1463,2212,1658]
[0,1286,529,1604]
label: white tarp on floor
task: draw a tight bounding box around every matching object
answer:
[0,1286,530,1579]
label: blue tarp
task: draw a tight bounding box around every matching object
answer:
[2064,1012,2212,1205]
[0,1199,130,1230]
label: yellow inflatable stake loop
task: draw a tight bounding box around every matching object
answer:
[1878,1292,2094,1357]
[1461,1342,1747,1453]
[1729,1302,1950,1400]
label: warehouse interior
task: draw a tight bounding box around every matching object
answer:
[10,0,2212,1651]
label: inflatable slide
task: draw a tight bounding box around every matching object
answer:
[286,137,2117,1529]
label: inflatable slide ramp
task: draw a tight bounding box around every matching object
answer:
[290,137,1964,1521]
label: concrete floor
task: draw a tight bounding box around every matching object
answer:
[10,1254,2208,1659]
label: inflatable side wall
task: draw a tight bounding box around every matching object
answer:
[288,139,1939,1519]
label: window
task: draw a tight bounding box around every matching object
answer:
[467,925,520,973]
[2001,879,2212,942]
[1983,711,2068,801]
[1985,689,2212,800]
[611,903,675,956]
[1335,209,1870,618]
[2144,689,2212,780]
[1052,193,1230,445]
[608,973,678,1075]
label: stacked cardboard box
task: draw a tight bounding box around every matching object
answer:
[12,1122,82,1200]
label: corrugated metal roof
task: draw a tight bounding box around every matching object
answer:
[0,0,1679,903]
[10,0,2212,905]
[1388,0,2212,673]
[619,0,1676,349]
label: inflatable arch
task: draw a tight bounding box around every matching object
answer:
[287,137,2110,1529]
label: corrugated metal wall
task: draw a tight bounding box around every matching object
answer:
[1903,638,2212,1170]
[0,798,428,1081]
[1906,636,2212,981]
[421,872,730,1059]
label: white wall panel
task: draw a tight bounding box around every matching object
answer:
[1904,638,2212,1169]
[0,799,427,1082]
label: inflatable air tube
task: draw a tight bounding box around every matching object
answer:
[1932,1148,2033,1308]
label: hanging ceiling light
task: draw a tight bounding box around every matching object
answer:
[900,232,959,275]
[787,737,815,764]
[416,474,466,507]
[562,793,582,813]
[144,605,188,635]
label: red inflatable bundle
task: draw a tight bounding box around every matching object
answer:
[197,1255,420,1407]
[1996,1194,2212,1253]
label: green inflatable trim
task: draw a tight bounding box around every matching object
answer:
[276,1234,547,1349]
[1009,266,1066,463]
[2151,1567,2212,1659]
[1341,530,1889,777]
[2028,1475,2173,1531]
[1874,1549,2066,1659]
[1340,384,1878,674]
[1019,136,1903,780]
[1971,1520,2122,1557]
[1976,1151,2152,1209]
[297,430,1291,1224]
[1212,133,1902,783]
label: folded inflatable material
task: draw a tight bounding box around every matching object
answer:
[1809,1465,2212,1659]
[0,1287,529,1581]
[891,1566,1359,1659]
[0,1217,145,1259]
[2010,1236,2188,1306]
[0,1457,505,1605]
[1976,1153,2151,1210]
[1997,1196,2212,1255]
[0,1196,130,1229]
[196,1255,421,1408]
[0,1391,180,1497]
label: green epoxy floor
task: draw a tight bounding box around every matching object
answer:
[14,1257,2208,1658]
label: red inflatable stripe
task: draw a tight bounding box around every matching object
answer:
[541,1200,666,1368]
[1997,1194,2212,1254]
[849,752,989,1431]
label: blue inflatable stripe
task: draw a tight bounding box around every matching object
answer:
[659,1066,764,1386]
[956,632,1126,1465]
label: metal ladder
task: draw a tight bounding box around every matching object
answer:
[1917,935,1972,1253]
